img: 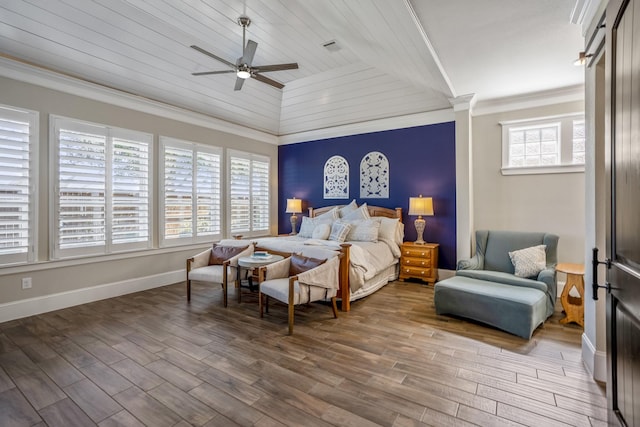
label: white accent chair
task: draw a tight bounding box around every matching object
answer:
[186,244,254,307]
[258,255,341,335]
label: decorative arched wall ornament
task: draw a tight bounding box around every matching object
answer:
[323,155,349,199]
[360,151,389,198]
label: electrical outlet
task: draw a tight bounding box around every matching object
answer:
[21,277,32,290]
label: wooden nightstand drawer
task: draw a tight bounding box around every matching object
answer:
[401,266,432,278]
[403,257,431,268]
[402,247,432,259]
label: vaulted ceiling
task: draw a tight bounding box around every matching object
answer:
[0,0,585,137]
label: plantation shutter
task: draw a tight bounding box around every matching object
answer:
[112,134,150,246]
[53,117,152,258]
[196,151,221,236]
[0,105,37,265]
[56,122,107,255]
[229,151,270,237]
[229,156,251,235]
[163,145,193,240]
[160,137,221,246]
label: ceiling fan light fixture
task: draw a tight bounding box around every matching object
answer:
[237,70,251,79]
[237,64,251,79]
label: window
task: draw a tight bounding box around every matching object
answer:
[501,113,585,175]
[228,150,270,237]
[160,137,221,246]
[0,105,38,266]
[52,117,152,259]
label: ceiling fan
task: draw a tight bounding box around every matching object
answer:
[191,16,298,91]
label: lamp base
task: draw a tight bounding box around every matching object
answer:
[414,216,426,245]
[290,214,298,235]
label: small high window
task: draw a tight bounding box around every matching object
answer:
[501,113,585,175]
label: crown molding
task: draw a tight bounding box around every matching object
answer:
[278,108,455,145]
[473,85,585,116]
[0,56,278,145]
[449,93,477,112]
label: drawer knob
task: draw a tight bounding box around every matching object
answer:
[421,252,425,256]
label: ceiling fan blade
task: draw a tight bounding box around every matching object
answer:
[252,63,299,72]
[190,45,236,69]
[192,70,236,76]
[234,77,246,91]
[252,73,284,89]
[242,40,258,66]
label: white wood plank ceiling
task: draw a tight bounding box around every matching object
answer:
[0,0,585,137]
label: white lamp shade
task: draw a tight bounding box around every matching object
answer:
[408,196,434,216]
[285,198,302,213]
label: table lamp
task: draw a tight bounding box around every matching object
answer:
[408,195,434,245]
[285,197,302,235]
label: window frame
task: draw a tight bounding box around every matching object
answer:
[500,113,585,175]
[159,136,222,248]
[227,149,271,238]
[50,116,153,260]
[0,104,39,267]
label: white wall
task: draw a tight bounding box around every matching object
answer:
[471,101,586,266]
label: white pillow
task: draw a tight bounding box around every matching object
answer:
[311,223,331,240]
[329,221,352,243]
[377,217,399,243]
[315,207,339,223]
[342,203,370,221]
[344,219,380,242]
[297,216,315,238]
[508,245,547,278]
[338,200,358,218]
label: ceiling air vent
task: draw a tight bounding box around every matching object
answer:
[322,40,341,52]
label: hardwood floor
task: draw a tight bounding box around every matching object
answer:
[0,280,606,426]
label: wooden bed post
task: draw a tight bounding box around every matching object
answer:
[339,243,351,311]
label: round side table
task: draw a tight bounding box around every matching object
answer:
[237,254,284,303]
[556,262,585,327]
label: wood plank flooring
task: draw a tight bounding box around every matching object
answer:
[0,280,606,426]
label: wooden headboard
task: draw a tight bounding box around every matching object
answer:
[308,204,403,222]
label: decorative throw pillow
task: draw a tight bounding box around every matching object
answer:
[508,245,547,278]
[341,203,370,221]
[289,254,326,276]
[209,244,249,265]
[315,207,339,223]
[345,219,380,242]
[338,199,358,218]
[377,217,401,244]
[298,216,316,238]
[329,221,352,243]
[311,222,331,240]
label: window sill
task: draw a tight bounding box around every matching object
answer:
[501,164,585,176]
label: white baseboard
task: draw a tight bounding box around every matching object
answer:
[582,332,607,383]
[0,270,184,323]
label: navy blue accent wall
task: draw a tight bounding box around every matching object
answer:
[278,122,457,270]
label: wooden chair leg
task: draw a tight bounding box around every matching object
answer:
[187,280,191,302]
[259,290,264,318]
[288,303,294,335]
[223,280,227,308]
[331,297,338,318]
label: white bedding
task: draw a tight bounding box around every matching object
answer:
[219,235,400,292]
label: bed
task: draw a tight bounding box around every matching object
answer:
[222,203,403,311]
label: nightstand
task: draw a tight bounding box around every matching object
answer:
[399,242,439,285]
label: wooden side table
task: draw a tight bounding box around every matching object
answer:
[237,254,284,303]
[399,242,439,285]
[557,263,585,327]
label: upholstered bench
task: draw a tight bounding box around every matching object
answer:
[434,276,548,339]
